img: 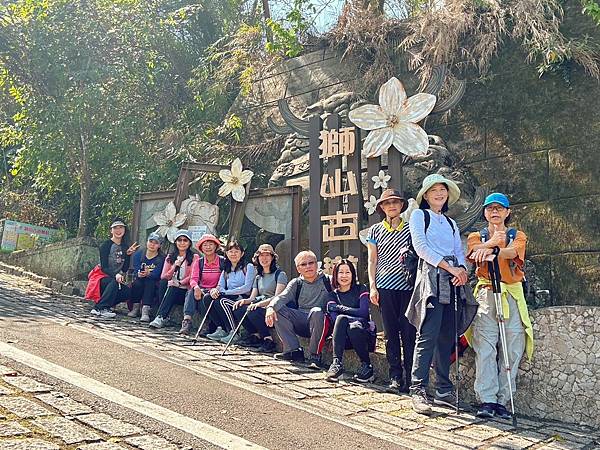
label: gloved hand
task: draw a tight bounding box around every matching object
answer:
[326,302,339,314]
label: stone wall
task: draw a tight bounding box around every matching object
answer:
[458,306,600,428]
[0,237,98,282]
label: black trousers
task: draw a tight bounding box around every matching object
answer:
[96,277,130,310]
[233,306,270,338]
[331,315,371,363]
[130,278,159,307]
[379,289,416,380]
[157,286,187,318]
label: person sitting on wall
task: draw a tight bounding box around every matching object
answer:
[204,240,256,343]
[265,250,332,368]
[231,244,288,353]
[179,234,225,336]
[128,232,165,322]
[367,188,416,393]
[149,230,198,329]
[89,218,139,318]
[466,192,534,419]
[325,260,376,383]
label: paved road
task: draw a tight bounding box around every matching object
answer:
[0,269,599,449]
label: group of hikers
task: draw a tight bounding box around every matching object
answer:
[85,173,533,419]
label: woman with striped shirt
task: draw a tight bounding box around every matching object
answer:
[367,188,416,393]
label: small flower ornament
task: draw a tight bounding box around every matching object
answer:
[153,201,188,243]
[364,195,377,215]
[349,77,436,158]
[218,158,254,202]
[372,170,391,190]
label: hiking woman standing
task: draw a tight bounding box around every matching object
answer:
[406,174,477,415]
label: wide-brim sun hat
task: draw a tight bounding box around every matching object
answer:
[255,243,278,259]
[416,173,461,206]
[196,233,221,250]
[375,188,408,214]
[174,229,192,242]
[483,192,510,208]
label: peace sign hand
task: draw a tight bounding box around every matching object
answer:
[126,242,140,255]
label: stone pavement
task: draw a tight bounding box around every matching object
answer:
[0,363,179,450]
[1,269,600,450]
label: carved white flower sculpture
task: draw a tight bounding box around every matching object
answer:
[364,195,377,215]
[152,201,187,243]
[218,158,254,202]
[349,77,436,158]
[401,198,418,223]
[372,170,391,190]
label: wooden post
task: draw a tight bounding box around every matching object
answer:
[308,115,323,260]
[325,113,342,259]
[347,121,363,271]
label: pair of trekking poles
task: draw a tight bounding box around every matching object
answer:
[451,255,517,427]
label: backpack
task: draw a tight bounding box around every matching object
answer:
[255,268,284,296]
[480,227,528,297]
[400,210,456,288]
[199,255,226,274]
[287,275,332,309]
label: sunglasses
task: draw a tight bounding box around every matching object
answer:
[485,205,507,212]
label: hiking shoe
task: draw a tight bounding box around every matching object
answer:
[238,334,262,347]
[386,377,405,393]
[258,338,276,353]
[91,309,116,318]
[354,362,375,383]
[140,305,151,322]
[274,348,305,362]
[219,330,240,344]
[434,389,458,409]
[127,303,141,318]
[476,403,496,418]
[206,327,228,341]
[326,358,344,381]
[179,318,192,335]
[495,403,512,419]
[307,354,322,370]
[149,316,166,329]
[411,387,433,415]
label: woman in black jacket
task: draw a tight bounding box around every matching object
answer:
[91,218,139,318]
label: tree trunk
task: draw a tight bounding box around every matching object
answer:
[262,0,273,43]
[77,129,91,237]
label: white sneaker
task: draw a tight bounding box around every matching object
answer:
[140,305,151,322]
[90,309,100,316]
[127,303,141,318]
[98,309,116,319]
[206,326,227,340]
[149,316,166,329]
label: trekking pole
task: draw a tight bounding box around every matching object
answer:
[221,296,264,356]
[488,257,518,427]
[452,283,460,414]
[192,296,215,345]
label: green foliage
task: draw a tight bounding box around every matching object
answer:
[265,0,315,57]
[582,0,600,25]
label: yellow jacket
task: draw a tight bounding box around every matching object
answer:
[465,278,534,360]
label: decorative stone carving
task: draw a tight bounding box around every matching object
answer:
[180,195,219,236]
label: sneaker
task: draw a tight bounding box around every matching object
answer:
[206,326,228,341]
[140,305,151,322]
[434,389,458,409]
[149,316,166,329]
[476,403,496,418]
[99,309,117,318]
[386,377,403,393]
[326,358,344,381]
[90,309,101,316]
[238,334,262,347]
[495,403,512,419]
[219,330,240,344]
[258,338,276,353]
[179,318,192,335]
[354,362,375,383]
[274,348,305,362]
[127,303,141,318]
[411,387,433,415]
[307,354,322,370]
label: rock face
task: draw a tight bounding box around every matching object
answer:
[229,43,599,307]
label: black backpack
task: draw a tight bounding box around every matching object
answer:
[287,276,332,309]
[399,210,456,288]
